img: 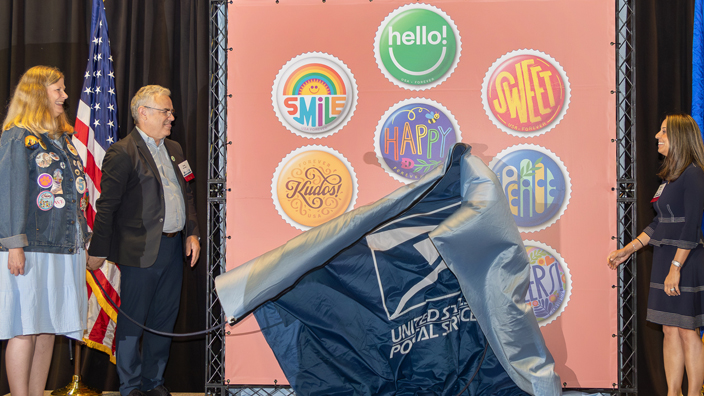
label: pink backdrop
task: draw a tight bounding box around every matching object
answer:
[226,0,617,388]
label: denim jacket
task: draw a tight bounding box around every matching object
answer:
[0,126,90,253]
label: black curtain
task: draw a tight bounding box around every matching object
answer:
[0,0,699,394]
[635,0,695,395]
[0,0,209,392]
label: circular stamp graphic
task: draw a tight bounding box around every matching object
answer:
[374,3,461,90]
[272,52,357,139]
[489,144,571,232]
[272,145,358,230]
[374,98,461,183]
[522,240,572,326]
[482,49,570,137]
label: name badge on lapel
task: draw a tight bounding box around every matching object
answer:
[178,160,194,182]
[651,183,666,202]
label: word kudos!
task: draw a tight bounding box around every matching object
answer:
[283,168,343,209]
[283,96,346,129]
[273,147,357,230]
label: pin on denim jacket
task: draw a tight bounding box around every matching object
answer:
[0,126,91,254]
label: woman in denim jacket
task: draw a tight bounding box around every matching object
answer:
[0,66,93,396]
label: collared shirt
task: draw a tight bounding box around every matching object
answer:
[136,127,185,233]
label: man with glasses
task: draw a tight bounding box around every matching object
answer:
[88,85,200,396]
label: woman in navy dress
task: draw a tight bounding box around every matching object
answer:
[608,114,704,396]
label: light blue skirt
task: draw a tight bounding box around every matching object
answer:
[0,249,87,340]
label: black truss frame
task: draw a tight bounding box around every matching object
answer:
[205,1,637,395]
[206,1,228,395]
[615,0,637,395]
[205,1,297,394]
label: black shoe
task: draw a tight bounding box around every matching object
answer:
[127,390,146,396]
[145,385,171,396]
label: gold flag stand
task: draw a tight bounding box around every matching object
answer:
[51,340,102,396]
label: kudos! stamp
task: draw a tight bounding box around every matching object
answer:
[272,145,358,230]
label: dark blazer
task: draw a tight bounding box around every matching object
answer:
[88,128,199,268]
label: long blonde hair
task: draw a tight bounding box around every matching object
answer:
[658,113,704,181]
[2,65,73,139]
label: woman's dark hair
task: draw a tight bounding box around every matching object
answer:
[658,113,704,181]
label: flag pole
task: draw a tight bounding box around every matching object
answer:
[53,0,119,392]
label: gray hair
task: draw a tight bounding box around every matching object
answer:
[130,85,171,123]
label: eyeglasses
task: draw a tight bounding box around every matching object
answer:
[143,106,176,118]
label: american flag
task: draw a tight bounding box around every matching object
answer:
[73,0,121,364]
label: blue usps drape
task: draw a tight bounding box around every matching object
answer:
[215,144,561,395]
[694,0,704,241]
[694,0,704,129]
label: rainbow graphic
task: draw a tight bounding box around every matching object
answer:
[273,53,358,137]
[283,63,347,96]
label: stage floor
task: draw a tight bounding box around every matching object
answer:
[2,390,610,395]
[0,390,614,395]
[2,393,204,396]
[91,394,203,396]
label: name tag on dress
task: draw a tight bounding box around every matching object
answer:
[651,183,665,202]
[178,160,194,182]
